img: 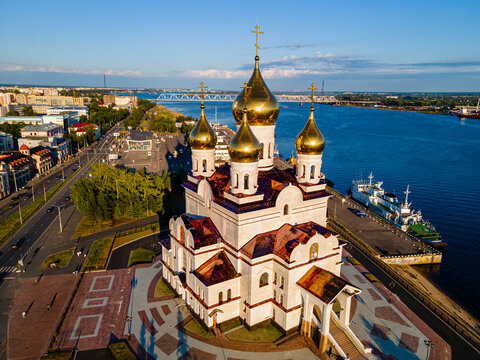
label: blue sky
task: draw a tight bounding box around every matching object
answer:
[1,0,479,91]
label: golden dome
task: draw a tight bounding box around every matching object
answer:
[189,103,217,149]
[232,56,280,126]
[228,109,261,162]
[295,106,325,155]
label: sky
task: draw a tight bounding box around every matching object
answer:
[1,0,479,92]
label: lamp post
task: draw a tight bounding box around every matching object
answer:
[18,202,23,224]
[53,205,63,232]
[125,315,133,338]
[424,339,434,360]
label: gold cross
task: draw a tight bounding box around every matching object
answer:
[308,83,318,105]
[240,81,251,107]
[197,81,208,101]
[251,24,264,57]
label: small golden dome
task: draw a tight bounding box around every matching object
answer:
[189,103,217,149]
[228,109,261,162]
[295,106,325,155]
[232,56,279,126]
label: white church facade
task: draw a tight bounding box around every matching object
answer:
[159,28,368,354]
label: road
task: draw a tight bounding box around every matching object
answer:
[0,121,123,360]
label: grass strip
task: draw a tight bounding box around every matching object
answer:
[184,318,215,339]
[226,323,282,343]
[154,278,174,298]
[41,247,75,269]
[108,342,136,360]
[113,228,157,250]
[220,318,243,333]
[127,247,154,267]
[83,236,114,271]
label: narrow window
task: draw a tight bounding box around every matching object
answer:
[309,243,319,260]
[259,143,264,159]
[274,289,277,301]
[274,272,277,285]
[281,277,284,289]
[219,291,223,304]
[284,204,289,215]
[268,143,271,158]
[235,173,239,187]
[180,227,185,243]
[303,164,306,177]
[227,289,231,302]
[280,295,283,306]
[244,174,249,189]
[182,252,186,271]
[202,159,207,172]
[259,272,269,287]
[310,165,315,179]
[195,159,198,172]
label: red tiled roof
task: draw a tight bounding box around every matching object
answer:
[241,222,334,262]
[296,266,357,304]
[180,215,222,249]
[184,163,328,214]
[72,123,96,128]
[19,144,30,151]
[194,251,240,286]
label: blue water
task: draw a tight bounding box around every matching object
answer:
[137,94,480,320]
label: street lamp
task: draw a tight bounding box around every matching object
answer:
[125,315,133,338]
[53,205,64,232]
[424,339,434,360]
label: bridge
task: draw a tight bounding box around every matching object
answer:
[154,92,338,103]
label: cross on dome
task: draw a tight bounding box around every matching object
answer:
[197,81,208,103]
[240,80,251,107]
[251,24,264,57]
[308,83,318,107]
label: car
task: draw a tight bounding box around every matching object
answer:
[24,186,31,190]
[46,206,55,213]
[65,195,70,201]
[11,238,25,249]
[357,211,367,218]
[9,203,17,208]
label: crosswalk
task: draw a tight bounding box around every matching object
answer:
[0,265,17,274]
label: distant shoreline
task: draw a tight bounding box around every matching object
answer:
[337,103,452,116]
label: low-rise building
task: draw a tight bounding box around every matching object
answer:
[19,145,52,174]
[42,112,79,132]
[126,130,153,151]
[0,152,32,192]
[211,124,235,165]
[17,137,71,164]
[0,131,14,152]
[20,123,64,138]
[70,123,101,139]
[47,106,89,118]
[0,116,44,125]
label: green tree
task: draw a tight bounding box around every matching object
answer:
[23,106,36,116]
[6,110,19,116]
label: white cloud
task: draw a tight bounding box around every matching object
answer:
[184,69,249,79]
[2,64,144,77]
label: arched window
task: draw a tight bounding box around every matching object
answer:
[274,272,277,285]
[244,174,249,189]
[235,173,239,188]
[180,226,185,243]
[259,143,264,159]
[202,159,207,172]
[280,295,283,306]
[281,277,284,289]
[195,159,198,172]
[259,272,269,287]
[268,143,271,158]
[227,289,231,302]
[182,252,186,271]
[303,164,306,177]
[309,243,318,260]
[284,204,289,215]
[219,291,223,304]
[274,289,277,301]
[310,165,315,179]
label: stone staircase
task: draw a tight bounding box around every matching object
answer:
[330,320,367,360]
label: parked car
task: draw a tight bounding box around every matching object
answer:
[11,238,25,249]
[46,206,55,213]
[65,195,70,201]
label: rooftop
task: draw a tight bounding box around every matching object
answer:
[128,130,153,141]
[193,251,240,286]
[21,123,63,132]
[241,222,335,262]
[180,214,222,250]
[296,266,358,304]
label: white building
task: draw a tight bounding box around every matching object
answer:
[159,43,369,356]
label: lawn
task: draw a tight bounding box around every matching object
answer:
[183,318,215,339]
[226,323,283,343]
[113,228,158,250]
[0,183,63,247]
[83,237,114,271]
[220,318,243,333]
[41,247,75,269]
[40,351,73,360]
[127,247,154,267]
[108,341,136,360]
[154,278,174,298]
[73,216,144,238]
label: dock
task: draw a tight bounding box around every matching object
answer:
[326,187,442,265]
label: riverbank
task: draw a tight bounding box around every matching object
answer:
[338,103,450,116]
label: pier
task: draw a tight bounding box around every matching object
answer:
[326,186,442,265]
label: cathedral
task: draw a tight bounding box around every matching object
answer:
[159,26,365,353]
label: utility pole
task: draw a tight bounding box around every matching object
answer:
[32,185,35,202]
[53,205,63,232]
[62,168,65,181]
[18,202,23,224]
[43,183,47,202]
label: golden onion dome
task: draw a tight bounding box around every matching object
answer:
[228,109,261,162]
[232,56,279,126]
[189,103,217,149]
[295,106,325,155]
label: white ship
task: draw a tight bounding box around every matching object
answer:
[351,173,445,247]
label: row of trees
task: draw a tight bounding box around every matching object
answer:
[0,122,26,137]
[123,99,155,129]
[150,115,177,133]
[70,163,171,222]
[88,102,129,132]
